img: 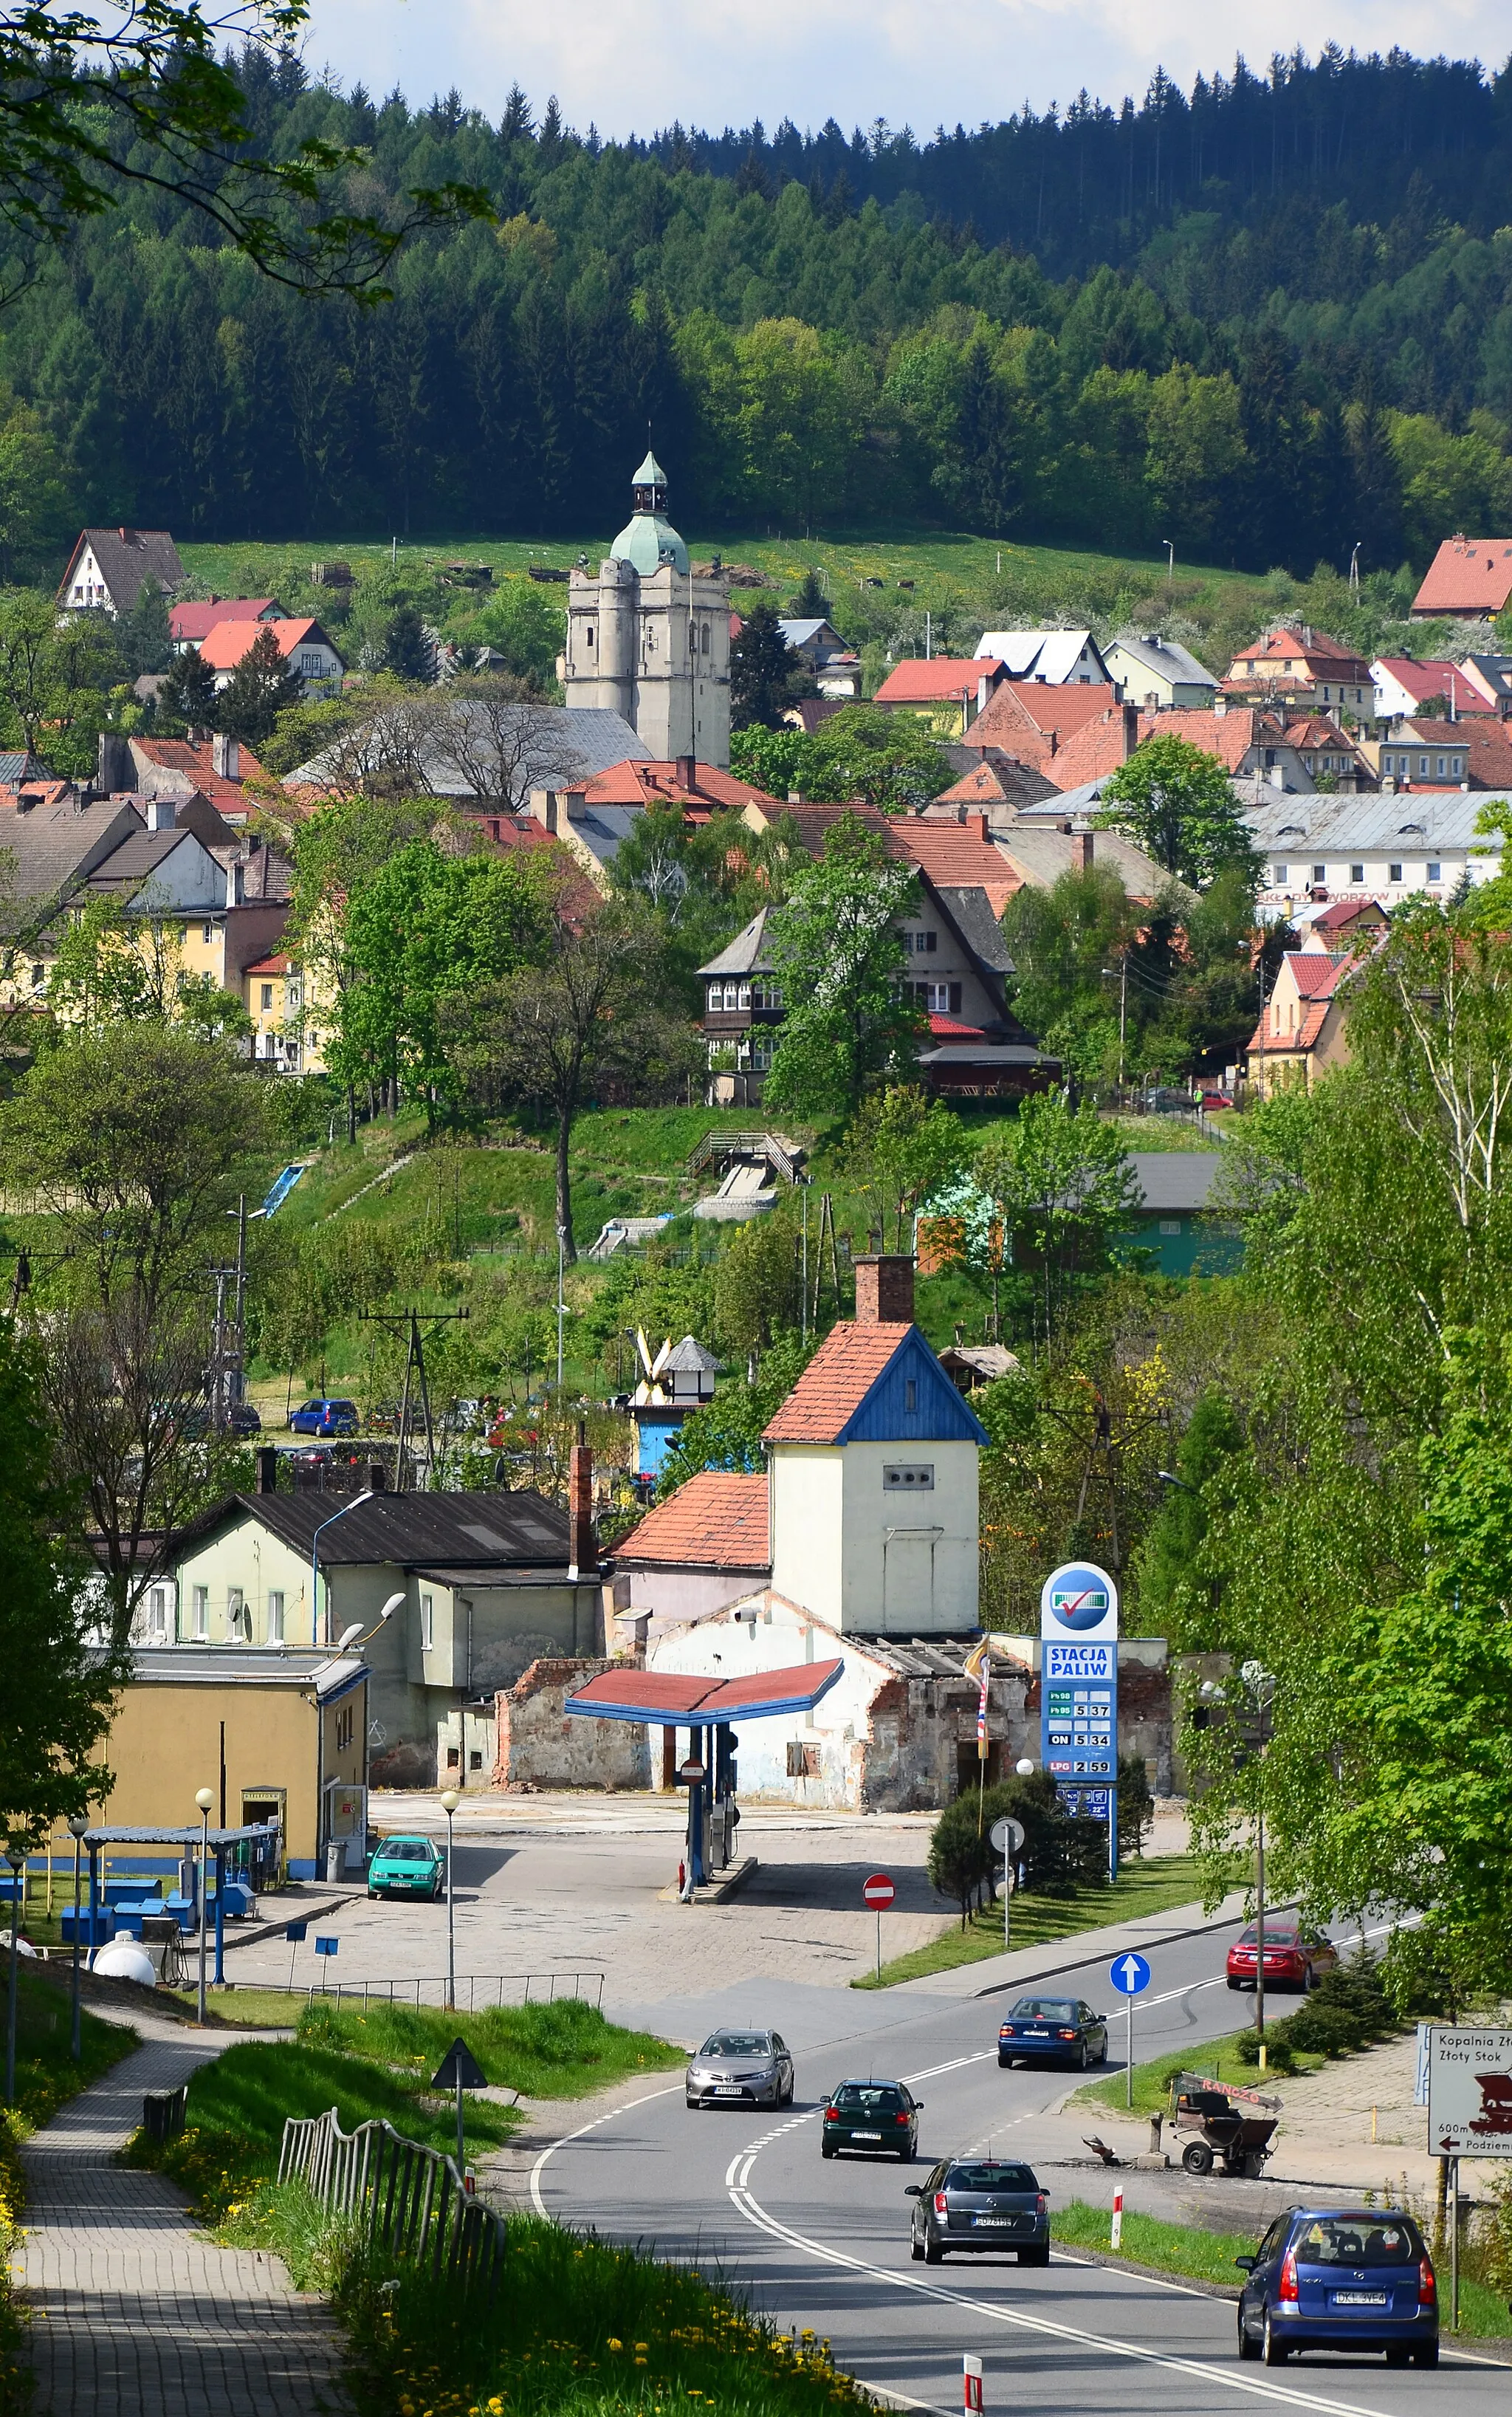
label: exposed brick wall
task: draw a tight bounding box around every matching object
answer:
[492,1656,652,1792]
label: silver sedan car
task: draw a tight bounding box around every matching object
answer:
[686,2028,794,2109]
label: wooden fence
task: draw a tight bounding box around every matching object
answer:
[278,2105,505,2297]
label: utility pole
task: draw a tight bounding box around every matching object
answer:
[359,1306,470,1489]
[556,1226,568,1392]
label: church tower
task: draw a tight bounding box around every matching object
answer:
[562,453,731,767]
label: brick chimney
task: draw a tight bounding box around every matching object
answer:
[1121,702,1141,761]
[968,812,989,843]
[1071,826,1095,872]
[854,1254,915,1326]
[568,1430,597,1580]
[212,732,241,782]
[254,1444,278,1495]
[367,1460,387,1493]
[676,752,697,794]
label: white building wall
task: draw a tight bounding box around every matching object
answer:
[840,1441,978,1635]
[769,1450,845,1627]
[649,1593,884,1807]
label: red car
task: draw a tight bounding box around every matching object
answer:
[1226,1923,1339,1993]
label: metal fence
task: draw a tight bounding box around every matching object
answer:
[278,2105,504,2297]
[303,1969,605,2012]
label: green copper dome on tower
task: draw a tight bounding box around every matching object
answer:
[610,449,689,577]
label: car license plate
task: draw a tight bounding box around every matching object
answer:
[1332,2291,1387,2308]
[714,2086,743,2097]
[853,2130,881,2141]
[1027,2029,1048,2037]
[974,2216,1014,2227]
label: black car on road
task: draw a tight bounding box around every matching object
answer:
[907,2159,1050,2263]
[997,1995,1109,2069]
[821,2080,921,2159]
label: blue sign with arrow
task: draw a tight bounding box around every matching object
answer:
[1108,1950,1151,1996]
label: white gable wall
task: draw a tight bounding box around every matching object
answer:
[769,1437,978,1636]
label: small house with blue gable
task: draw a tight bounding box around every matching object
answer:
[763,1256,987,1636]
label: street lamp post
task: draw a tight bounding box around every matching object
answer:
[310,1489,377,1648]
[67,1817,89,2061]
[439,1788,459,2010]
[4,1848,24,2107]
[194,1789,214,2025]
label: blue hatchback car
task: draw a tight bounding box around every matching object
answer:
[997,1995,1109,2070]
[288,1396,361,1437]
[1236,2207,1437,2367]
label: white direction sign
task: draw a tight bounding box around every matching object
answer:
[1426,2025,1512,2156]
[1108,1952,1151,1997]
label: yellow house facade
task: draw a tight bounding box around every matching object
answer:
[94,1648,368,1876]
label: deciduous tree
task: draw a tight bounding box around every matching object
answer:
[1096,733,1260,888]
[763,813,924,1119]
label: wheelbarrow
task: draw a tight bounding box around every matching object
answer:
[1171,2074,1282,2178]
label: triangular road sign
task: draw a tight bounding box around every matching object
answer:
[432,2036,487,2091]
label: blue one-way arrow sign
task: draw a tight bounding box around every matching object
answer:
[1108,1950,1151,1996]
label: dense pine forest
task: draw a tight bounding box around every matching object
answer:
[1,44,1512,569]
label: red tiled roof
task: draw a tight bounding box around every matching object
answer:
[169,598,277,644]
[131,736,267,817]
[873,658,1003,704]
[894,817,1017,913]
[1043,705,1273,792]
[1246,953,1352,1055]
[1290,953,1350,995]
[582,759,780,809]
[246,953,292,975]
[1311,900,1385,932]
[1230,628,1370,677]
[1372,656,1491,712]
[1412,538,1512,617]
[928,1014,986,1036]
[1452,721,1512,788]
[763,1323,912,1444]
[965,679,1113,760]
[198,617,341,672]
[616,1472,770,1570]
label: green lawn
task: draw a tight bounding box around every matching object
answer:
[854,1854,1204,1988]
[4,1966,138,2134]
[295,1992,685,2098]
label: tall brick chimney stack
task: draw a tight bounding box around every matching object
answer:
[1071,826,1095,873]
[1121,701,1141,761]
[568,1425,597,1580]
[853,1254,915,1326]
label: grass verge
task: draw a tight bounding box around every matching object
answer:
[295,1994,687,2099]
[1051,2201,1512,2340]
[1069,2026,1325,2119]
[854,1854,1204,1988]
[339,2210,874,2417]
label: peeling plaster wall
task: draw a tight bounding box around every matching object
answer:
[492,1656,652,1792]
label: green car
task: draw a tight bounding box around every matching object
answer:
[367,1836,445,1901]
[821,2080,922,2161]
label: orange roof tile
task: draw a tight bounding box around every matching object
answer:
[965,680,1113,757]
[1043,704,1274,792]
[894,817,1017,913]
[197,617,341,673]
[246,953,292,975]
[1412,538,1512,617]
[169,598,278,644]
[763,1323,913,1444]
[582,759,779,809]
[616,1472,770,1569]
[874,658,1003,704]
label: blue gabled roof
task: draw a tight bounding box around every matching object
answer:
[837,1329,989,1447]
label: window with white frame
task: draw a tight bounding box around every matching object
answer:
[1273,863,1288,883]
[146,1585,171,1642]
[1428,861,1441,882]
[191,1585,208,1640]
[1350,863,1364,882]
[422,1591,434,1651]
[1311,864,1325,884]
[1389,862,1403,882]
[916,981,952,1011]
[750,979,783,1010]
[226,1586,247,1640]
[267,1590,284,1643]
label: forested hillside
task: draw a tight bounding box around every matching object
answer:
[2,44,1512,569]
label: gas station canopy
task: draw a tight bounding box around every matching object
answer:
[564,1658,843,1727]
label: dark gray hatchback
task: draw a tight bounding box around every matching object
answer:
[907,2159,1050,2263]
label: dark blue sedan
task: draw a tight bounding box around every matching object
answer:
[1236,2207,1437,2367]
[997,1995,1108,2070]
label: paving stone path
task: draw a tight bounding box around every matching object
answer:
[18,2018,354,2416]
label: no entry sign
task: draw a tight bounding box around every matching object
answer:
[863,1873,896,1908]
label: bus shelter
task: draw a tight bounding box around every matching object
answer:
[565,1659,842,1890]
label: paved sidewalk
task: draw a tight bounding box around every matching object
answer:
[19,2017,354,2416]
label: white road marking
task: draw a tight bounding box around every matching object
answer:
[529,2081,684,2215]
[726,2182,1405,2417]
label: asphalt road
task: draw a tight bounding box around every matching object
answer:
[537,1924,1507,2417]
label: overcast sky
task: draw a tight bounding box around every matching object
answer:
[306,0,1507,144]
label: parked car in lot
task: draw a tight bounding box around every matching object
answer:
[906,2159,1050,2264]
[1226,1924,1339,1993]
[288,1397,361,1437]
[821,2080,921,2159]
[227,1401,262,1436]
[1236,2207,1437,2366]
[685,2029,794,2109]
[367,1837,445,1901]
[997,1996,1109,2069]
